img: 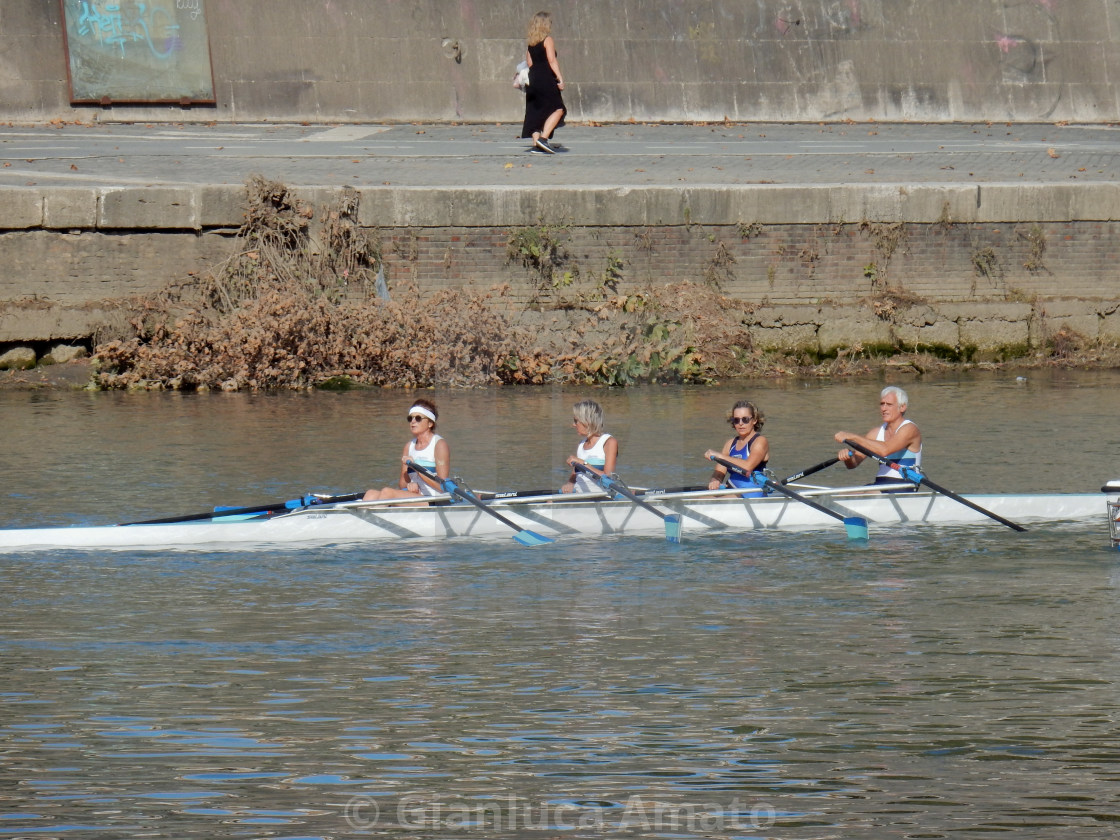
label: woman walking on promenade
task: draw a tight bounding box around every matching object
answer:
[521,11,567,154]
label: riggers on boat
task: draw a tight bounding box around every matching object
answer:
[1103,480,1120,549]
[0,485,1110,553]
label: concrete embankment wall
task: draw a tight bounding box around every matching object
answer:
[3,1,1120,362]
[3,0,1120,124]
[3,182,1120,361]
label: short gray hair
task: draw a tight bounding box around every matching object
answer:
[881,385,909,410]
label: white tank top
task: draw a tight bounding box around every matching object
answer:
[875,420,922,480]
[574,433,612,493]
[407,434,443,496]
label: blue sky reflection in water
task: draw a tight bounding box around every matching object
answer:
[2,373,1120,838]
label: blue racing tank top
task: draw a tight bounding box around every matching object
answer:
[727,433,768,497]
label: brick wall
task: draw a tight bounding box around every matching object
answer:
[3,217,1117,356]
[375,221,1120,308]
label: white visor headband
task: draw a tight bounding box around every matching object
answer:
[408,405,437,423]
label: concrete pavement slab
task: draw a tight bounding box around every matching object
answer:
[1,122,1118,191]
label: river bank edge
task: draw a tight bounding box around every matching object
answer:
[5,351,1117,393]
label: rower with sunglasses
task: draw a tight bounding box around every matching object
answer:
[704,400,770,497]
[363,399,451,502]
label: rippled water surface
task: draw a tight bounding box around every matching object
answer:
[3,374,1120,838]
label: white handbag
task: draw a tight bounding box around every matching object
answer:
[513,61,529,91]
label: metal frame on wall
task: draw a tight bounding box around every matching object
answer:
[60,0,216,105]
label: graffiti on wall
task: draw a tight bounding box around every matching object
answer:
[61,0,215,104]
[759,0,1072,121]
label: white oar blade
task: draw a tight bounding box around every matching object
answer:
[843,516,870,541]
[664,514,682,544]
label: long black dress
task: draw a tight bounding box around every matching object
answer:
[521,40,566,139]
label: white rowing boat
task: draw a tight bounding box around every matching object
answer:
[0,485,1108,552]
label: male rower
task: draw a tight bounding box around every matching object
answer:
[834,385,922,491]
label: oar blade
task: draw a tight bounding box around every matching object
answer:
[664,513,683,544]
[513,529,555,547]
[843,516,869,541]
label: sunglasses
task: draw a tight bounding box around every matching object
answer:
[407,414,429,423]
[730,416,754,425]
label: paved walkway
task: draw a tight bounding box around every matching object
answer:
[1,122,1118,190]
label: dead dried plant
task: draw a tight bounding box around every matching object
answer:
[95,283,535,390]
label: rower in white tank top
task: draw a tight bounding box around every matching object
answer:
[833,386,922,492]
[574,433,613,493]
[407,433,445,496]
[874,419,922,482]
[563,399,619,495]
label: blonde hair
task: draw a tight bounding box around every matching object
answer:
[527,11,552,46]
[572,399,604,435]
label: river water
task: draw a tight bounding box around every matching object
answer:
[3,372,1120,838]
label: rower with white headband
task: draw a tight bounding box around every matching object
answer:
[363,398,451,502]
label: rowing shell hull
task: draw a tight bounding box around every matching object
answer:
[0,491,1106,552]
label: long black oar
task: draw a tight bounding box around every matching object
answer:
[121,491,363,526]
[709,455,868,540]
[781,457,840,485]
[405,460,554,546]
[841,439,1026,532]
[573,463,682,543]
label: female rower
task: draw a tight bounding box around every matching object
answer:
[561,399,619,493]
[705,400,770,497]
[363,399,450,501]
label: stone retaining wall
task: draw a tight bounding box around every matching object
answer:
[1,181,1118,361]
[3,0,1119,124]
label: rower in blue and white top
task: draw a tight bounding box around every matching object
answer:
[834,385,922,490]
[363,399,451,502]
[561,399,619,494]
[705,400,770,498]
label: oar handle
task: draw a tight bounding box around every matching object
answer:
[841,439,1026,532]
[404,459,459,497]
[841,439,921,484]
[781,457,840,485]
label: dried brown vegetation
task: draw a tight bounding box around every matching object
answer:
[95,284,534,390]
[92,178,752,390]
[95,177,533,390]
[89,177,1120,392]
